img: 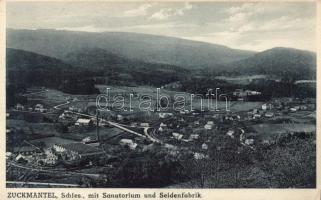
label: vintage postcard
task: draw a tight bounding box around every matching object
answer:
[1,0,320,199]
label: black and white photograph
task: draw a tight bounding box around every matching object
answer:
[5,1,316,189]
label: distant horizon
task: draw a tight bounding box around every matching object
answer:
[6,28,316,53]
[6,2,316,52]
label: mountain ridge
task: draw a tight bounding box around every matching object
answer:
[7,28,255,69]
[6,29,316,81]
[222,47,316,79]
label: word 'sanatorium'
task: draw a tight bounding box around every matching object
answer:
[96,88,230,112]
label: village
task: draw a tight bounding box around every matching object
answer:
[6,86,316,187]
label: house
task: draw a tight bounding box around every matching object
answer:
[159,113,173,118]
[202,143,208,150]
[53,143,104,161]
[68,106,76,111]
[172,132,183,140]
[6,152,13,159]
[233,89,261,98]
[13,146,41,156]
[117,114,124,121]
[193,152,206,160]
[233,89,245,97]
[75,118,93,126]
[41,155,59,166]
[36,103,43,108]
[163,81,182,90]
[119,139,138,150]
[262,103,272,110]
[253,114,261,119]
[189,134,199,140]
[207,121,214,125]
[246,90,261,95]
[15,103,25,110]
[140,123,150,127]
[290,107,297,112]
[82,136,97,143]
[300,105,308,110]
[15,154,28,164]
[294,106,300,110]
[264,112,274,118]
[164,143,177,150]
[226,130,235,138]
[204,123,213,130]
[41,149,59,166]
[245,139,255,145]
[34,104,46,112]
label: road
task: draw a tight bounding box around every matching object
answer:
[53,101,71,109]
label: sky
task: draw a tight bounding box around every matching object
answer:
[6,2,316,52]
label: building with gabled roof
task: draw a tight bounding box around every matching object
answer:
[75,118,93,126]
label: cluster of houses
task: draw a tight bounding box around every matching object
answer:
[232,89,262,101]
[15,103,49,113]
[9,90,316,169]
[247,98,316,120]
[53,143,104,164]
[7,140,106,167]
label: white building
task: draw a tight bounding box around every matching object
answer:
[207,121,214,125]
[15,103,25,110]
[245,139,255,145]
[194,152,206,160]
[253,114,261,119]
[226,130,235,138]
[35,104,47,113]
[290,107,298,112]
[265,112,274,118]
[172,132,183,140]
[262,103,272,110]
[75,118,92,126]
[189,134,199,140]
[202,143,208,150]
[140,123,150,127]
[119,139,138,150]
[159,113,173,118]
[204,124,213,130]
[117,114,124,121]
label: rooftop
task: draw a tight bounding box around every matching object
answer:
[76,118,92,124]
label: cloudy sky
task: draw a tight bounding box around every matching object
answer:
[7,2,316,52]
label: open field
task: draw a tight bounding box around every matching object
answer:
[251,123,315,141]
[30,136,77,148]
[215,75,269,85]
